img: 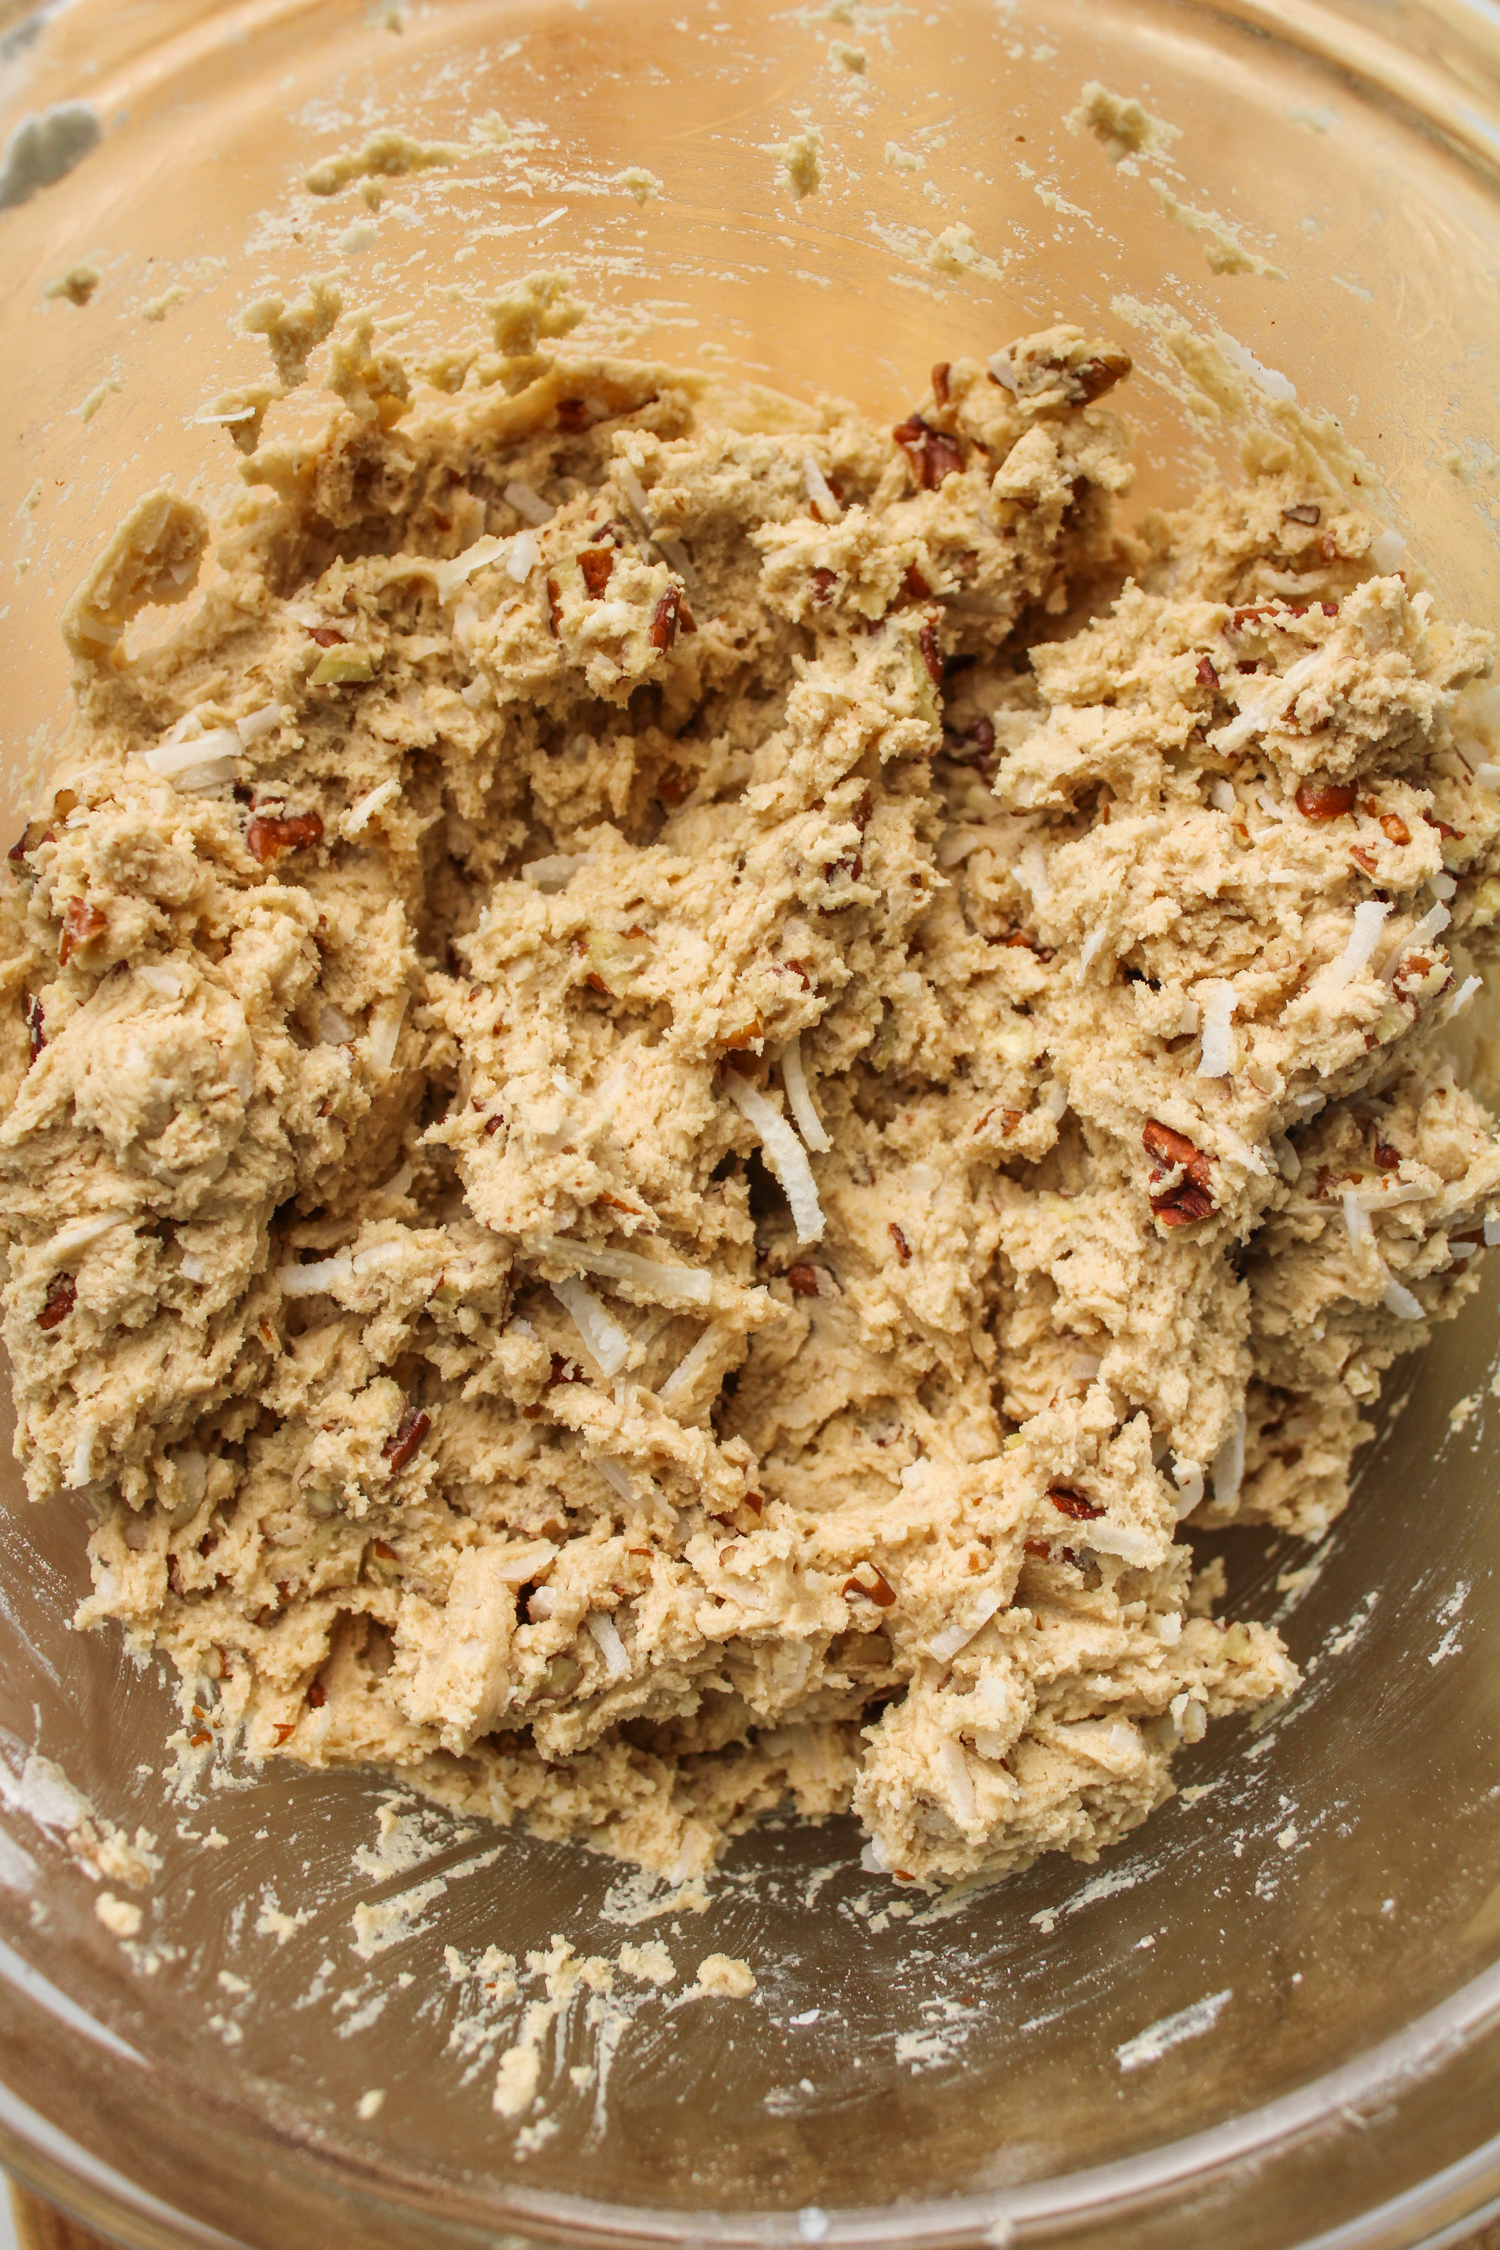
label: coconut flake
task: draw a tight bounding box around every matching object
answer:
[1370,528,1407,573]
[503,479,552,527]
[1475,762,1500,792]
[802,454,841,522]
[495,1541,559,1584]
[986,351,1017,392]
[319,1005,357,1046]
[521,852,587,891]
[278,1256,354,1297]
[1021,840,1050,904]
[1486,1211,1500,1247]
[1442,973,1482,1021]
[551,1276,630,1377]
[141,725,242,779]
[507,528,540,582]
[366,996,407,1073]
[135,964,183,998]
[594,1458,636,1504]
[1380,902,1450,983]
[526,1231,712,1305]
[780,1033,831,1154]
[586,1610,631,1680]
[70,1423,97,1490]
[1172,1459,1205,1520]
[1211,1410,1246,1512]
[659,1321,732,1411]
[236,701,287,743]
[722,1074,824,1244]
[1320,899,1391,994]
[935,1738,976,1826]
[1039,1078,1069,1123]
[351,1240,406,1274]
[1383,1277,1425,1321]
[1341,1191,1377,1259]
[613,458,653,528]
[345,777,401,836]
[429,534,507,603]
[1196,983,1238,1077]
[927,1587,1005,1664]
[48,1211,132,1258]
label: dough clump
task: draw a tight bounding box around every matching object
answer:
[3,309,1498,1890]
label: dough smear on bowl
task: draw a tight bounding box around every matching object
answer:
[3,299,1498,1887]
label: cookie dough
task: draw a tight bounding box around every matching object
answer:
[3,301,1498,1890]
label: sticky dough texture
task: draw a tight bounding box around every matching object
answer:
[3,321,1499,1888]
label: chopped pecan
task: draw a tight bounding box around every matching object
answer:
[931,361,951,405]
[26,996,45,1061]
[787,1262,821,1298]
[382,1401,431,1472]
[549,1352,585,1385]
[1048,1482,1105,1521]
[1281,503,1321,527]
[843,1563,897,1607]
[892,413,964,490]
[1379,813,1411,846]
[245,810,324,866]
[307,1680,327,1708]
[1373,1137,1401,1170]
[917,619,943,686]
[38,1272,76,1330]
[545,577,562,635]
[810,566,837,606]
[58,896,107,966]
[1294,780,1358,821]
[656,763,695,805]
[484,1112,505,1136]
[888,1222,912,1264]
[944,713,996,776]
[902,562,932,602]
[649,585,696,649]
[1072,349,1132,403]
[306,625,346,647]
[1142,1119,1217,1225]
[1351,846,1377,875]
[556,396,591,432]
[744,1490,764,1516]
[578,546,615,598]
[1423,811,1463,841]
[1196,655,1219,690]
[273,1721,297,1745]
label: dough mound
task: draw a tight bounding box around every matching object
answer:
[3,321,1498,1889]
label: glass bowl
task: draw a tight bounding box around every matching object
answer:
[2,0,1500,2244]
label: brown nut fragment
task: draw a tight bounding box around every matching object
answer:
[931,361,952,405]
[888,1222,912,1265]
[918,618,943,686]
[38,1272,76,1330]
[649,585,696,649]
[26,996,45,1061]
[306,625,346,647]
[892,413,964,490]
[1379,813,1411,846]
[1295,780,1358,821]
[578,546,615,598]
[1281,502,1321,527]
[245,810,324,866]
[1423,810,1464,841]
[843,1563,897,1607]
[1351,845,1377,876]
[1373,1137,1402,1170]
[272,1720,297,1745]
[1072,349,1132,402]
[1196,655,1219,690]
[944,713,997,776]
[786,1262,821,1298]
[1048,1482,1105,1521]
[382,1401,431,1471]
[58,896,107,966]
[1142,1119,1217,1225]
[556,396,591,432]
[306,1680,327,1709]
[810,566,837,606]
[902,562,932,602]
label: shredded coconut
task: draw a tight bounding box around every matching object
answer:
[1210,1410,1246,1511]
[1383,1277,1425,1321]
[722,1074,824,1243]
[1196,982,1237,1077]
[586,1610,631,1679]
[801,454,841,522]
[526,1231,712,1305]
[503,480,552,527]
[780,1034,831,1154]
[550,1276,631,1378]
[1321,899,1391,993]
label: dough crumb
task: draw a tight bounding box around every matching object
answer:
[695,1953,757,1998]
[302,129,464,198]
[1150,182,1288,281]
[618,1939,677,1986]
[45,261,100,308]
[614,166,662,205]
[1066,81,1181,164]
[769,127,824,198]
[95,1891,143,1938]
[357,2087,385,2118]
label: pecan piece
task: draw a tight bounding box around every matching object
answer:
[786,1262,821,1298]
[38,1272,76,1330]
[1048,1482,1105,1521]
[918,618,943,686]
[810,566,837,606]
[58,896,107,967]
[272,1721,297,1746]
[556,396,591,432]
[944,713,996,776]
[578,546,614,598]
[888,1222,912,1265]
[892,413,964,490]
[382,1402,431,1471]
[1373,1136,1401,1170]
[245,810,324,867]
[1281,502,1321,527]
[1379,813,1411,846]
[1196,655,1219,691]
[1351,845,1377,875]
[545,577,562,635]
[1072,349,1132,403]
[1423,811,1464,841]
[1294,780,1358,821]
[1142,1119,1217,1225]
[649,585,696,649]
[930,360,951,405]
[901,562,932,602]
[26,996,45,1061]
[842,1563,896,1607]
[307,1680,327,1709]
[306,625,346,648]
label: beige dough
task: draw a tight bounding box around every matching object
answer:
[3,302,1498,1891]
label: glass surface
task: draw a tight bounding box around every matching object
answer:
[1,0,1500,2244]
